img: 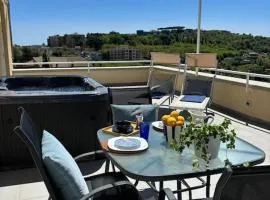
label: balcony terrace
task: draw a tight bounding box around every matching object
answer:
[0,61,269,199]
[1,1,270,198]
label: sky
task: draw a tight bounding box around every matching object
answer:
[10,0,270,45]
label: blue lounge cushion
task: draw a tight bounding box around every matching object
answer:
[111,104,157,124]
[42,130,89,200]
[180,95,206,103]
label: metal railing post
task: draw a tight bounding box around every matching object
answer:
[246,75,250,93]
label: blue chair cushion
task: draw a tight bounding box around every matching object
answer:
[111,104,157,124]
[42,130,89,200]
[180,95,206,103]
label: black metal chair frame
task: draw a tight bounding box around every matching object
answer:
[198,165,270,200]
[14,107,176,200]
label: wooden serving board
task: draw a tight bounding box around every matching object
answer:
[102,122,139,136]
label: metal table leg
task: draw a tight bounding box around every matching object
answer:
[105,159,110,173]
[177,180,182,200]
[206,175,211,198]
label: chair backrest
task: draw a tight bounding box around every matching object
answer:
[151,52,181,65]
[182,53,217,97]
[108,86,153,124]
[13,107,60,200]
[182,75,213,97]
[149,52,181,98]
[213,165,270,200]
[185,53,217,68]
[108,86,152,105]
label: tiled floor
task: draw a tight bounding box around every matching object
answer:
[0,109,269,200]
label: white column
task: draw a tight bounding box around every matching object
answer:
[196,0,202,54]
[0,0,13,76]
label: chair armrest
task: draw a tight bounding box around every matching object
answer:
[158,188,177,200]
[110,85,149,90]
[74,150,107,178]
[79,180,136,200]
[74,150,105,162]
[151,85,161,91]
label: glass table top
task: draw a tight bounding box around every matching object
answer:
[97,126,265,181]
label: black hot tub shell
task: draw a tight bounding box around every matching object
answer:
[0,76,109,170]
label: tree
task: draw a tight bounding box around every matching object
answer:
[13,45,22,62]
[21,47,34,62]
[52,49,63,57]
[42,51,50,68]
[86,33,104,50]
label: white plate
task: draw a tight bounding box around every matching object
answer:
[108,137,148,152]
[152,121,164,131]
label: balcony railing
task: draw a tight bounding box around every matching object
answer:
[199,68,270,92]
[11,60,270,126]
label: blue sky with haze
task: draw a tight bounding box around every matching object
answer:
[11,0,270,45]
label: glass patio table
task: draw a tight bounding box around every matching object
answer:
[97,126,265,182]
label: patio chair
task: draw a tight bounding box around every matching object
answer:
[148,52,182,102]
[181,53,217,113]
[198,165,270,200]
[13,107,176,200]
[108,86,152,105]
[107,86,155,123]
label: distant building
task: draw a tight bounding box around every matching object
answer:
[157,26,185,31]
[136,30,157,35]
[109,46,142,60]
[248,52,259,59]
[136,30,145,35]
[64,33,85,48]
[47,33,85,48]
[82,51,102,61]
[137,26,185,35]
[28,56,87,68]
[47,35,61,47]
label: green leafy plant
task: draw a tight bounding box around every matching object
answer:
[171,118,236,168]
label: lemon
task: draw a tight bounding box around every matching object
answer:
[177,116,185,122]
[161,115,170,125]
[170,110,179,119]
[176,120,184,126]
[167,117,176,126]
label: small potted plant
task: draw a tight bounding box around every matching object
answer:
[171,118,236,168]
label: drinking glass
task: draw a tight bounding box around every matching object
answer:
[139,122,150,141]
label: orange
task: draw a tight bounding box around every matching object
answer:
[170,110,179,119]
[161,115,170,125]
[176,120,184,126]
[167,117,176,126]
[177,116,185,122]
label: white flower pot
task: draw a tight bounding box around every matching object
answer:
[195,136,221,159]
[163,125,182,144]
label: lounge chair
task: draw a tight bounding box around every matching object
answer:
[181,53,217,113]
[149,52,182,102]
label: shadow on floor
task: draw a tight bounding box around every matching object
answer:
[0,159,106,187]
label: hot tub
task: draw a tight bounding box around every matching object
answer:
[0,76,109,170]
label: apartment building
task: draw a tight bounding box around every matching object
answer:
[109,46,142,60]
[47,35,61,47]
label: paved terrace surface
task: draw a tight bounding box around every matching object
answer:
[0,109,269,200]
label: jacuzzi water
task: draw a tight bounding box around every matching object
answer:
[14,86,91,92]
[13,87,97,95]
[0,76,97,95]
